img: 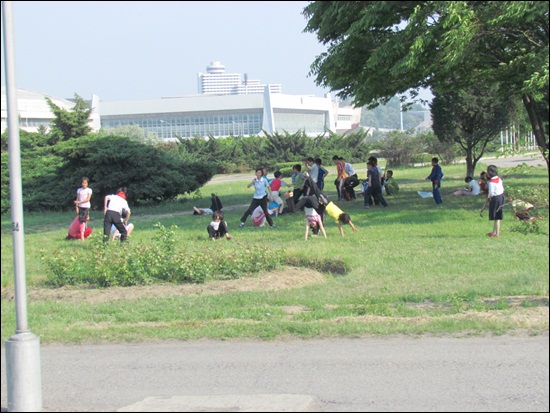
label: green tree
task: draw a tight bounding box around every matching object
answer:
[45,93,92,143]
[376,130,423,167]
[303,1,549,169]
[431,83,516,177]
[1,132,216,212]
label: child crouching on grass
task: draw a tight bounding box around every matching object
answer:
[207,211,232,241]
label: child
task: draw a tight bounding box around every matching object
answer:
[103,187,130,242]
[193,207,213,215]
[479,171,488,196]
[332,155,347,201]
[193,193,223,215]
[75,176,92,224]
[66,214,92,240]
[450,176,480,196]
[291,164,306,205]
[268,200,281,217]
[365,161,388,208]
[426,157,443,205]
[207,210,232,240]
[325,201,358,237]
[304,207,327,240]
[269,171,289,215]
[111,220,134,241]
[383,170,400,196]
[485,164,504,238]
[315,158,328,191]
[239,168,274,228]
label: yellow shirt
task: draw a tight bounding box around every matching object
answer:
[325,202,343,222]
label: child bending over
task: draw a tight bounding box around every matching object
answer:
[304,207,327,240]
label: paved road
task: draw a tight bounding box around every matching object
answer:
[2,334,548,412]
[480,153,547,169]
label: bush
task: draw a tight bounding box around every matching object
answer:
[43,223,285,287]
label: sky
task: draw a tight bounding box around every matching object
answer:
[1,1,333,101]
[1,1,432,103]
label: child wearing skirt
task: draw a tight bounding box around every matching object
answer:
[485,165,505,238]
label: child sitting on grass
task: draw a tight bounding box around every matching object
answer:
[207,210,232,241]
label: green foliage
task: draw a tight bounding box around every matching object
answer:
[303,1,549,159]
[45,94,92,143]
[376,131,425,167]
[1,132,216,212]
[509,220,547,236]
[170,130,372,171]
[42,223,285,287]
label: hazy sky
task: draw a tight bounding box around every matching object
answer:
[2,1,432,104]
[1,1,334,101]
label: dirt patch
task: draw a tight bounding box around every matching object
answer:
[5,267,327,304]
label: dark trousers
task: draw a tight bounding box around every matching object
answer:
[334,179,342,200]
[432,181,442,204]
[103,210,127,242]
[295,195,326,220]
[343,174,359,200]
[369,186,388,207]
[207,221,229,239]
[364,186,380,206]
[292,187,304,205]
[240,196,274,226]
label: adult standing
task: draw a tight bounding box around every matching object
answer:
[103,187,131,242]
[239,168,275,228]
[426,157,444,205]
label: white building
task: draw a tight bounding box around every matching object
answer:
[197,61,282,95]
[100,86,361,140]
[1,86,101,134]
[2,87,361,140]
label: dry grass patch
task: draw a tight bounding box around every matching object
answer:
[2,267,327,304]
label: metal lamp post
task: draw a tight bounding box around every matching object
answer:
[2,2,43,411]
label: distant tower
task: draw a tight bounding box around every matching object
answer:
[197,61,282,95]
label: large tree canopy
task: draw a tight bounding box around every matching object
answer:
[303,1,549,166]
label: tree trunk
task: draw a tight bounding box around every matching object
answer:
[522,93,549,177]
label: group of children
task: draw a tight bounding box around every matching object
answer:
[66,177,134,242]
[67,156,508,243]
[427,157,505,237]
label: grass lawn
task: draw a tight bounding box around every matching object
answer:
[1,160,548,343]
